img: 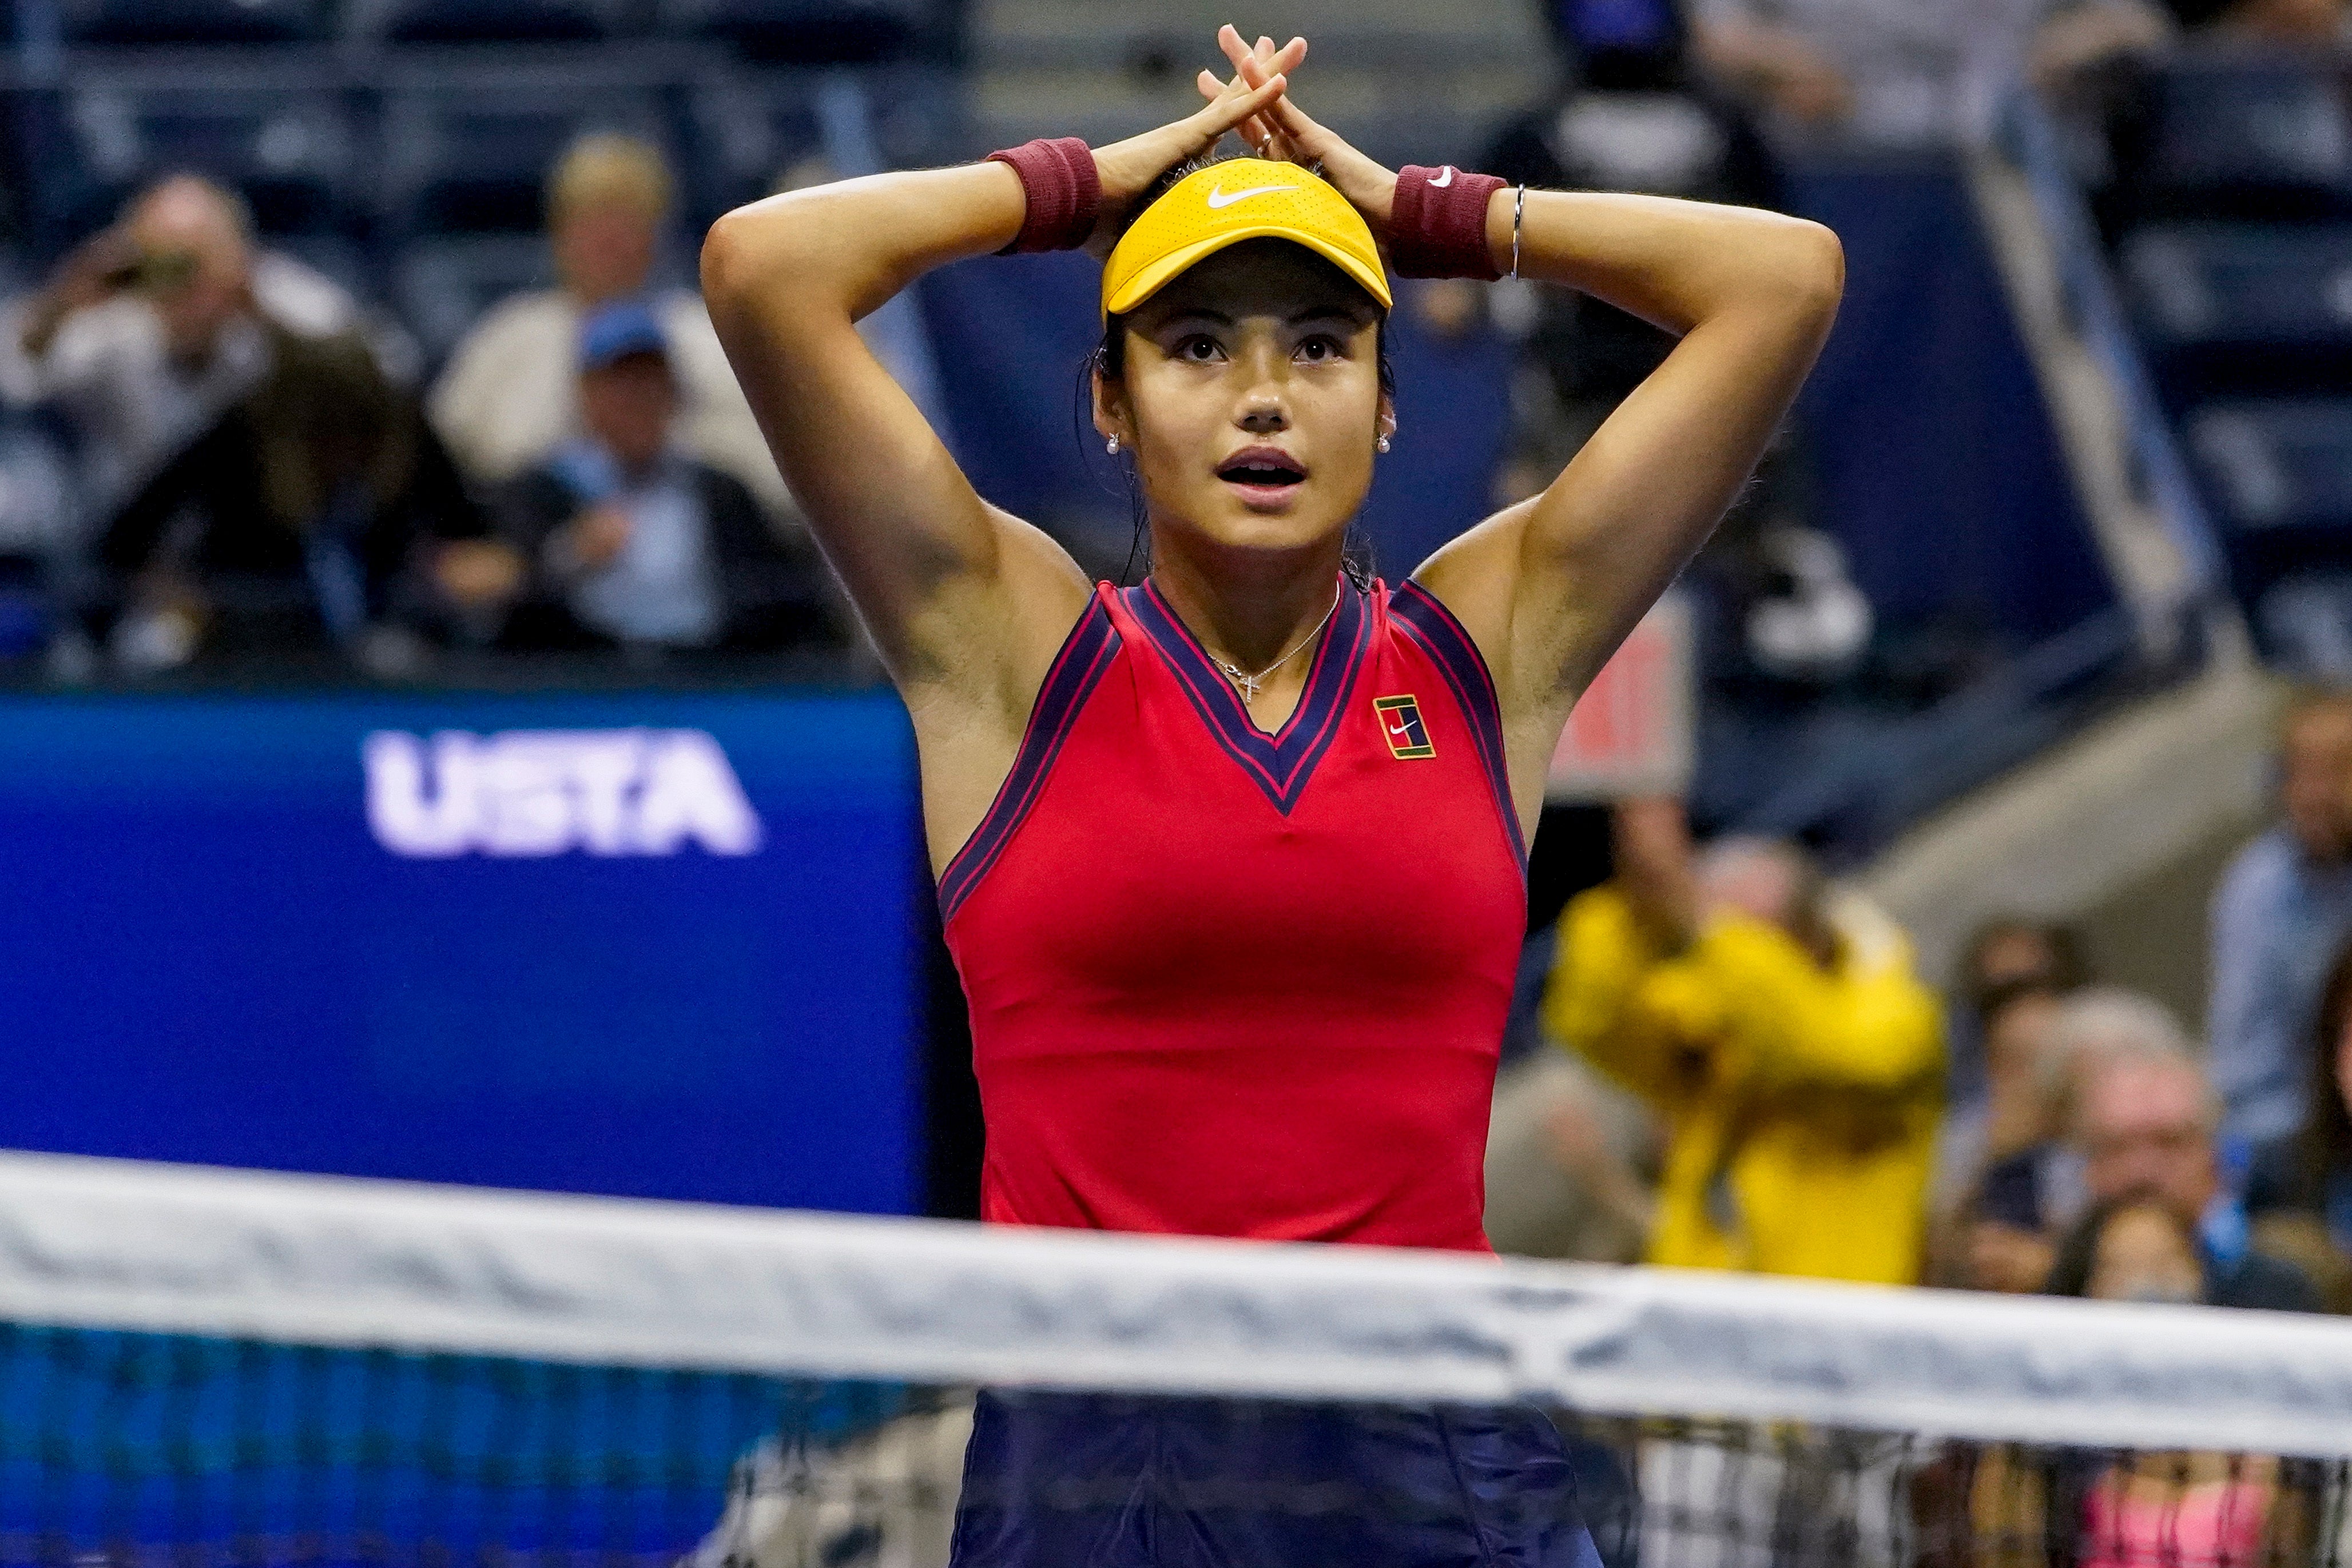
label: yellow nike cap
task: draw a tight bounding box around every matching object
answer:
[1100,157,1391,320]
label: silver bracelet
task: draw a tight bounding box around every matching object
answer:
[1510,184,1527,280]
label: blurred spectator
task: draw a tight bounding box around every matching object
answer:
[1930,919,2094,1291]
[483,301,833,656]
[96,306,492,672]
[1544,797,1944,1282]
[0,177,372,528]
[2244,934,2352,1311]
[2071,1031,2319,1308]
[1948,916,2093,1110]
[1934,987,2178,1292]
[1689,0,2171,147]
[2027,2,2171,91]
[2051,1203,2286,1568]
[1489,0,1783,471]
[1483,1049,1656,1263]
[1961,917,2094,1013]
[1689,0,2038,145]
[1933,984,2067,1238]
[1966,1193,2301,1567]
[428,134,789,517]
[2209,691,2352,1151]
[2047,1193,2211,1300]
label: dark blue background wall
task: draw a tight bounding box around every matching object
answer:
[1789,161,2112,642]
[0,689,923,1213]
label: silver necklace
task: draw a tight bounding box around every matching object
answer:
[1199,580,1343,705]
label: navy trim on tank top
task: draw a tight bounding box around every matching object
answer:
[937,595,1122,923]
[1125,578,1370,815]
[1389,579,1528,869]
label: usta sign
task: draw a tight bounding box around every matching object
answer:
[365,729,763,858]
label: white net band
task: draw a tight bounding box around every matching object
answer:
[2,1150,2349,1458]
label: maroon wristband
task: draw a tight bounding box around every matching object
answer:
[1388,164,1508,281]
[984,137,1101,254]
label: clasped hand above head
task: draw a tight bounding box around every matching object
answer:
[1079,33,1299,257]
[1188,26,1400,236]
[1084,25,1409,260]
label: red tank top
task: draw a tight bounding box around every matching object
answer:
[939,577,1527,1252]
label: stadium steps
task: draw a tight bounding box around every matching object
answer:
[1856,637,2274,1026]
[1965,137,2214,652]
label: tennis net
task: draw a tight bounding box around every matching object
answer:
[2,1151,2350,1568]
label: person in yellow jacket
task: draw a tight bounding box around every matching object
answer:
[1543,799,1945,1283]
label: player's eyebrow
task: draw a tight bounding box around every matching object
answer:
[1148,307,1235,331]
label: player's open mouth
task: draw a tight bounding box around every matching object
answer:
[1217,448,1308,508]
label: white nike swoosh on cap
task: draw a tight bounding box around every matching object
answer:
[1205,183,1300,209]
[1431,166,1456,187]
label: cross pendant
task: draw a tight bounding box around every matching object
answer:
[1226,667,1262,703]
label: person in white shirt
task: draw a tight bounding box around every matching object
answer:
[427,133,789,518]
[0,176,368,527]
[1690,0,2171,146]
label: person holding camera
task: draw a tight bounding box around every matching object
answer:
[0,176,499,672]
[0,175,366,527]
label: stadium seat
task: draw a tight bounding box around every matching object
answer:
[29,75,359,244]
[391,233,553,368]
[343,0,631,43]
[2122,222,2352,403]
[55,0,327,45]
[655,0,928,63]
[2188,399,2352,662]
[376,62,683,236]
[2117,54,2352,223]
[2188,399,2352,535]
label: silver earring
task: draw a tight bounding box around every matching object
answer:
[1376,435,1392,454]
[1106,435,1120,455]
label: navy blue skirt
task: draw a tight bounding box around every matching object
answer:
[947,1389,1606,1568]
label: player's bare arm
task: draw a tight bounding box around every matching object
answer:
[1202,30,1844,830]
[700,62,1296,871]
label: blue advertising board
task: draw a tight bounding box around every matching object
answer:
[0,687,923,1214]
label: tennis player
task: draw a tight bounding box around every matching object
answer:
[705,27,1840,1566]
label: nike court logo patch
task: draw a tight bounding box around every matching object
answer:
[1205,183,1300,209]
[1374,695,1435,759]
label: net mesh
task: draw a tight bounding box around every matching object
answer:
[702,1398,2352,1568]
[2,1153,2349,1568]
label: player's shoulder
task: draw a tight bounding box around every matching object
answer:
[1382,572,1481,648]
[1397,510,1533,695]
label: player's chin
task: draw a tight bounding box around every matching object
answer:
[1201,508,1338,556]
